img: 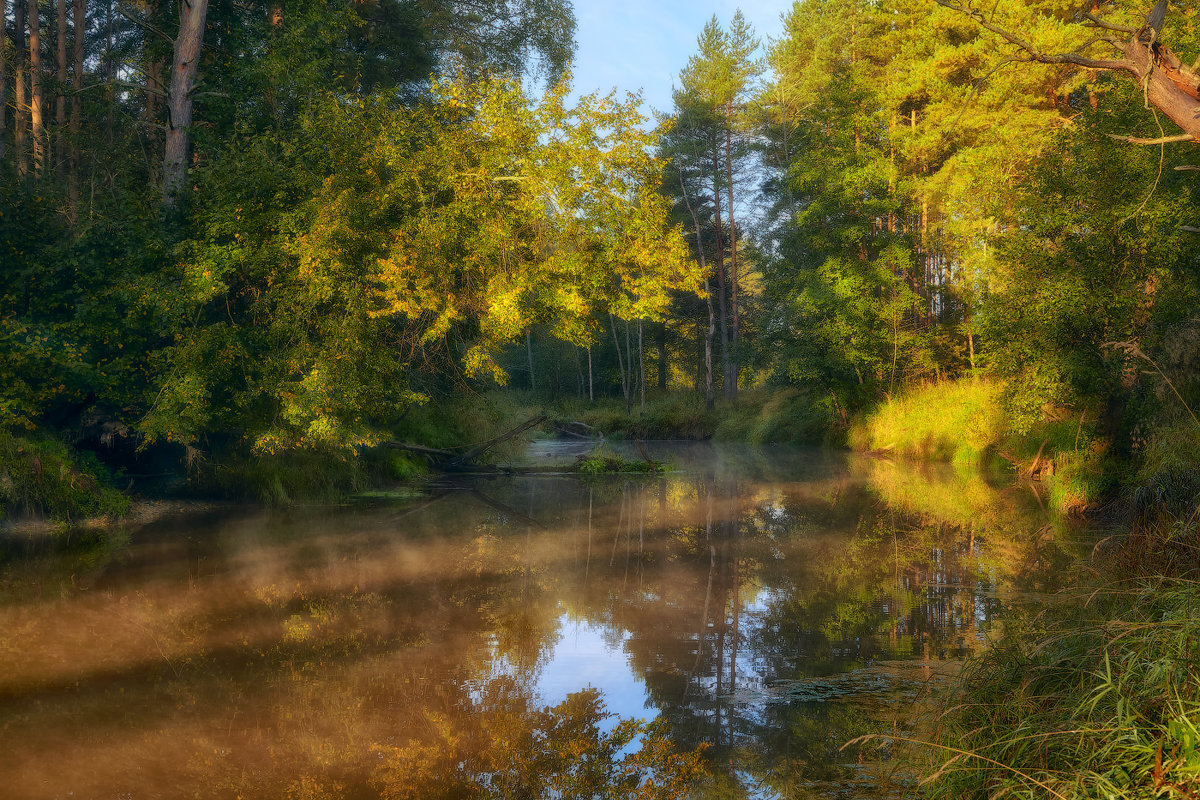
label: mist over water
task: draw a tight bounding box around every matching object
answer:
[0,443,1079,799]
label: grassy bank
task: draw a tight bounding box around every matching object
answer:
[0,431,130,523]
[848,379,1117,515]
[923,535,1200,798]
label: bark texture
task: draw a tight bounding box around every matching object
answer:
[163,0,210,208]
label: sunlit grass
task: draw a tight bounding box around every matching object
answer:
[848,379,1007,465]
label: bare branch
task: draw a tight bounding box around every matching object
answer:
[1075,11,1136,35]
[934,0,1136,72]
[1107,132,1196,145]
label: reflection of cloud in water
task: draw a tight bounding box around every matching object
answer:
[536,614,654,723]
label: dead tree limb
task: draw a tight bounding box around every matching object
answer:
[381,441,456,460]
[446,414,547,468]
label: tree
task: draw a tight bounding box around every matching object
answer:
[143,75,697,452]
[163,0,209,208]
[670,12,762,401]
[936,0,1200,142]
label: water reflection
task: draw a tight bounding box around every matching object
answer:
[0,445,1078,799]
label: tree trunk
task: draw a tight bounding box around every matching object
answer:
[525,326,536,392]
[141,0,163,127]
[69,0,83,220]
[609,314,631,413]
[710,151,732,400]
[587,346,594,402]
[638,318,645,411]
[624,318,634,414]
[55,0,68,178]
[704,280,715,411]
[678,167,716,411]
[14,0,28,176]
[0,0,7,161]
[723,111,739,401]
[163,0,210,208]
[656,323,667,391]
[29,0,44,174]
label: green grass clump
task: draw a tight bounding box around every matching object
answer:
[575,455,665,475]
[848,379,1007,464]
[0,432,130,522]
[924,576,1200,800]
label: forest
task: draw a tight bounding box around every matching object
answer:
[3,0,1199,506]
[3,0,1200,795]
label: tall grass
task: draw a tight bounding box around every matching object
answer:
[553,388,833,444]
[0,432,131,522]
[848,379,1007,466]
[922,575,1200,799]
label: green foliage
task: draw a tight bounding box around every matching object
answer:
[575,453,665,475]
[980,79,1200,437]
[144,74,694,455]
[711,388,835,445]
[0,432,130,521]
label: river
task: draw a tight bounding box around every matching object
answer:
[0,442,1082,799]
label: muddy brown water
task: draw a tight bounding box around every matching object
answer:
[0,443,1080,799]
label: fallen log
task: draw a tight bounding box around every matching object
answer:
[382,414,548,471]
[446,414,547,469]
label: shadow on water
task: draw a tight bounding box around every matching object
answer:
[0,443,1085,799]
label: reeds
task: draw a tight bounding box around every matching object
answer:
[920,503,1200,800]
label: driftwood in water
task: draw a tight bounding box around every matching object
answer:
[553,420,602,440]
[383,414,548,471]
[446,414,547,469]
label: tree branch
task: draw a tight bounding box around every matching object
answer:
[1107,132,1196,145]
[1075,11,1136,35]
[934,0,1136,72]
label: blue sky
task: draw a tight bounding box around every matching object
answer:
[568,1,796,118]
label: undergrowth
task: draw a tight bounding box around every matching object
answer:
[0,431,130,522]
[924,575,1200,799]
[552,388,832,444]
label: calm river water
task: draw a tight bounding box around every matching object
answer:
[0,443,1081,799]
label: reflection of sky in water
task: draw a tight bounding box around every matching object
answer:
[537,613,652,720]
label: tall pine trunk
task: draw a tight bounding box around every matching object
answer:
[14,0,28,176]
[0,0,7,161]
[723,110,739,400]
[29,0,44,174]
[163,0,209,208]
[55,0,66,178]
[69,0,83,219]
[678,168,715,411]
[710,150,732,400]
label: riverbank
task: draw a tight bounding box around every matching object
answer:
[846,380,1200,798]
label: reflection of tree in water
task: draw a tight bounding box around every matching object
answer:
[0,452,1078,800]
[552,465,1063,797]
[374,679,707,800]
